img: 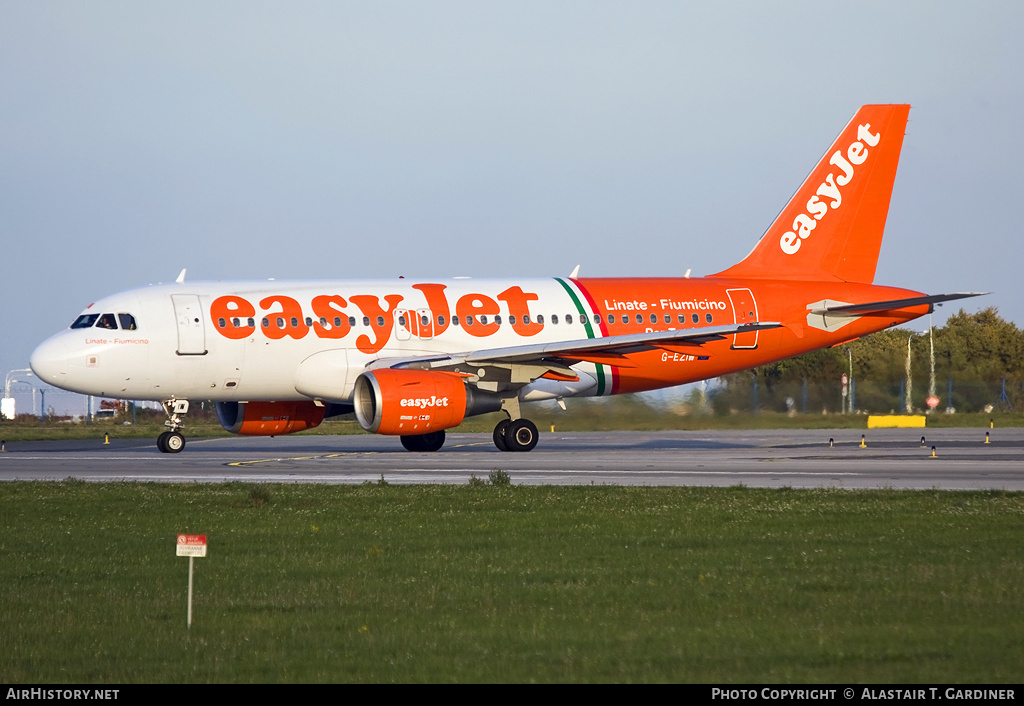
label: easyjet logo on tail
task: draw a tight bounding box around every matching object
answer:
[779,123,881,255]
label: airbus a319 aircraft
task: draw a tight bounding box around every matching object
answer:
[31,105,982,453]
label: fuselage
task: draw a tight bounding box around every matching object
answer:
[30,275,928,405]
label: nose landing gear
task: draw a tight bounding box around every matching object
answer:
[157,399,189,454]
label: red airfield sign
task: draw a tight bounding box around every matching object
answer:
[176,534,207,557]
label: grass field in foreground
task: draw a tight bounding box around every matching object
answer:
[2,482,1022,683]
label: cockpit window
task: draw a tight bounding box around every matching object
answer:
[70,313,100,329]
[70,312,139,330]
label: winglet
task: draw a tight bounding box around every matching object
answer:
[569,265,580,279]
[175,269,187,284]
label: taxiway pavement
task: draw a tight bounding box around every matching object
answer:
[1,428,1021,490]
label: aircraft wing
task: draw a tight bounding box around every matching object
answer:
[371,321,782,373]
[809,292,987,316]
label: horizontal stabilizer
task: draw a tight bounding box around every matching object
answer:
[810,292,987,316]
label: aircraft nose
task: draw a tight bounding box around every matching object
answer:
[30,336,70,388]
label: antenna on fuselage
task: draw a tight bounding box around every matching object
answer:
[175,269,187,284]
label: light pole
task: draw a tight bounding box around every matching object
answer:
[846,346,854,414]
[3,369,34,420]
[905,334,913,414]
[927,315,936,411]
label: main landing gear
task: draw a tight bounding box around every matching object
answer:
[400,430,446,452]
[491,396,538,452]
[157,399,189,454]
[492,418,539,452]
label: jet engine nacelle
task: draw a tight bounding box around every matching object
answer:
[216,400,327,436]
[353,368,500,435]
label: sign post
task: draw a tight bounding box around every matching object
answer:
[176,535,207,628]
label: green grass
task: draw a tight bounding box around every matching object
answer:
[2,482,1022,683]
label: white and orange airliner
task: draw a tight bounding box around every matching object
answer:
[31,105,982,453]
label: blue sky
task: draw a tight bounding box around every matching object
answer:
[2,1,1020,412]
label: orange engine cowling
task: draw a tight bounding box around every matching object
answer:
[353,369,474,435]
[216,400,327,436]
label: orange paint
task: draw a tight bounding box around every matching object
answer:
[310,295,351,339]
[411,283,451,336]
[259,295,309,340]
[497,286,543,337]
[455,293,500,337]
[356,368,468,435]
[350,294,404,354]
[209,295,255,340]
[234,401,326,435]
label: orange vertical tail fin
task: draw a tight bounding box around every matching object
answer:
[712,104,910,283]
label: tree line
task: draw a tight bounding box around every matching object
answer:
[716,308,1023,414]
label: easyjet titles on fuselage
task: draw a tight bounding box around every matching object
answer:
[209,283,550,355]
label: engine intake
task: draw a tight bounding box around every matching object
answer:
[353,368,500,435]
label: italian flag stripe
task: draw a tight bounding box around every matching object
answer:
[554,277,609,396]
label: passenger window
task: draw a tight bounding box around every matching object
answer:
[536,314,544,325]
[376,316,385,327]
[479,315,488,325]
[363,317,370,327]
[509,315,516,325]
[494,315,502,325]
[566,314,574,324]
[650,314,657,324]
[276,317,285,328]
[96,313,117,330]
[706,314,713,323]
[262,318,270,328]
[621,315,628,324]
[664,314,670,324]
[70,314,100,329]
[333,317,341,327]
[232,318,240,327]
[218,318,226,328]
[349,317,356,327]
[291,317,299,328]
[421,315,429,327]
[118,314,137,330]
[635,314,643,324]
[438,315,446,326]
[551,314,559,324]
[452,316,460,326]
[523,315,531,325]
[594,315,601,325]
[607,314,614,324]
[248,318,255,328]
[692,314,699,324]
[305,317,313,327]
[465,316,474,326]
[678,314,685,324]
[398,315,407,327]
